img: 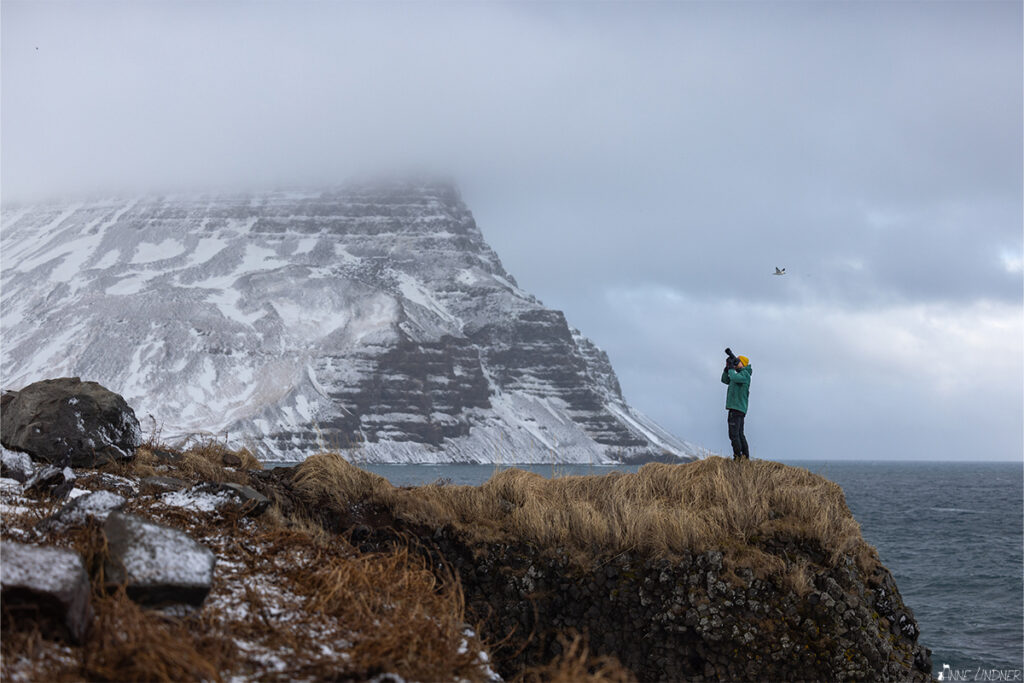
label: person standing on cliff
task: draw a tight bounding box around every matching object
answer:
[721,351,752,461]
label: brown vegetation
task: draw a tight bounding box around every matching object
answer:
[3,447,881,681]
[82,590,229,682]
[103,436,262,485]
[293,544,485,680]
[292,453,879,580]
[2,444,502,682]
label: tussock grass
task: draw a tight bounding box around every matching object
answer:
[293,454,878,580]
[292,451,390,506]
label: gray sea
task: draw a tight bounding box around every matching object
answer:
[270,458,1024,672]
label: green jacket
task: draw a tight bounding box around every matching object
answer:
[721,364,752,414]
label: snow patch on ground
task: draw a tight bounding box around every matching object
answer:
[161,488,235,513]
[206,288,264,327]
[292,237,319,256]
[186,237,229,267]
[106,273,153,296]
[91,249,120,270]
[132,239,187,264]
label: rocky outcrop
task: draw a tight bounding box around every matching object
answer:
[1,541,94,643]
[252,461,934,682]
[103,512,217,607]
[0,183,700,463]
[439,542,932,682]
[363,532,931,681]
[0,378,141,467]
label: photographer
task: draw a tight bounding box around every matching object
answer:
[721,349,752,461]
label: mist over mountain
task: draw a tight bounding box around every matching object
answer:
[0,180,699,463]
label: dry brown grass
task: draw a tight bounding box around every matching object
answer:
[292,451,391,507]
[110,437,261,485]
[291,543,490,681]
[293,454,879,581]
[0,618,81,683]
[2,487,497,682]
[515,633,637,683]
[82,590,233,682]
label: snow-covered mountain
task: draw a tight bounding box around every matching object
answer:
[1,181,700,463]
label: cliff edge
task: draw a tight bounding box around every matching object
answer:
[255,454,934,681]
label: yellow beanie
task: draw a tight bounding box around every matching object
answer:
[738,355,749,366]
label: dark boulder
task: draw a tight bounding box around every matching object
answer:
[0,377,141,468]
[1,541,94,643]
[104,512,216,607]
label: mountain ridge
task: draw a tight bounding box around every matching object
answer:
[1,181,701,463]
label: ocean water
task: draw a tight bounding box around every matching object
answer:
[273,458,1024,672]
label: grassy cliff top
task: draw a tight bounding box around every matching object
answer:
[292,454,879,584]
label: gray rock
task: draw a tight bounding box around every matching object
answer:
[1,540,94,643]
[40,490,127,530]
[221,452,243,468]
[140,475,189,492]
[0,377,141,468]
[24,464,70,497]
[1,448,34,483]
[85,472,139,497]
[103,512,216,607]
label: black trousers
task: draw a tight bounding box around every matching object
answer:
[728,409,749,459]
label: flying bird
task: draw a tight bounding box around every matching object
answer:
[773,267,786,275]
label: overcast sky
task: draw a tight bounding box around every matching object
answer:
[2,1,1021,461]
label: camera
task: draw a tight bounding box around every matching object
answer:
[724,347,739,369]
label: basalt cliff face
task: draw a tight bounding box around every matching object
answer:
[1,182,698,463]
